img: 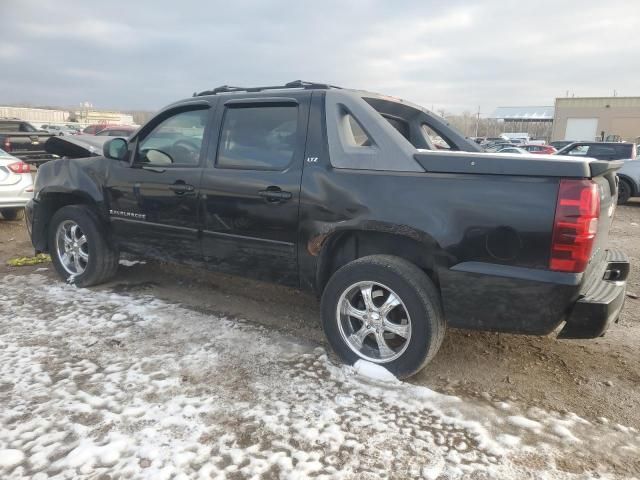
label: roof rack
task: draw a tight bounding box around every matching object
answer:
[193,80,339,97]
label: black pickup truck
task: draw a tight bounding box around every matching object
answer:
[26,81,629,377]
[0,119,55,164]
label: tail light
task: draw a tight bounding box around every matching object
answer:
[550,179,600,273]
[7,161,31,174]
[2,139,11,152]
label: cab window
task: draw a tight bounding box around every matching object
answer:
[216,105,298,170]
[136,109,208,166]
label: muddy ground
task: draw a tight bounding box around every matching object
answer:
[1,200,639,435]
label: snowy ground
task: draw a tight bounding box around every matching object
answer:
[1,274,638,479]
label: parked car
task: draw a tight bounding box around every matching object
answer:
[41,124,79,136]
[95,125,137,137]
[66,124,83,134]
[26,81,629,378]
[521,144,557,155]
[0,119,54,164]
[0,147,33,220]
[555,142,638,204]
[497,147,529,154]
[82,124,108,135]
[484,142,514,152]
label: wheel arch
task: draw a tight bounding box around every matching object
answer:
[617,174,638,196]
[32,190,106,252]
[315,227,444,295]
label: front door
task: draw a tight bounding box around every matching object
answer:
[199,94,310,286]
[106,105,213,262]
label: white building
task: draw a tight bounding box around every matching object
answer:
[0,106,70,124]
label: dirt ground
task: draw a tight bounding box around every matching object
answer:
[1,199,639,435]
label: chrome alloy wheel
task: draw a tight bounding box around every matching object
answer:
[55,220,89,275]
[336,281,412,363]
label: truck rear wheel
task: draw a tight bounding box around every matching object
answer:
[48,205,119,287]
[321,255,445,379]
[617,178,632,205]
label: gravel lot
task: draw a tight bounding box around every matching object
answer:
[0,200,639,479]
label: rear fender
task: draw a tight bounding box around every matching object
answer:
[313,223,444,295]
[617,173,638,195]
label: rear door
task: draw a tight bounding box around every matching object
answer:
[199,93,310,286]
[105,102,214,262]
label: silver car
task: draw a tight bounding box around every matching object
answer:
[0,148,33,220]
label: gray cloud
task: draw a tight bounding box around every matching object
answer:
[1,0,639,114]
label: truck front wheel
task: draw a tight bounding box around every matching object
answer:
[321,255,445,379]
[48,205,119,287]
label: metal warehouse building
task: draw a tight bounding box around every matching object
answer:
[489,106,554,140]
[552,97,640,143]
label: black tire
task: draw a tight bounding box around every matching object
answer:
[321,255,445,379]
[617,178,632,205]
[0,208,24,221]
[48,205,119,287]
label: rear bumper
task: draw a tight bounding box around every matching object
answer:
[559,250,629,339]
[441,249,629,337]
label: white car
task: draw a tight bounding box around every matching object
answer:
[497,146,529,154]
[41,124,77,136]
[0,148,33,220]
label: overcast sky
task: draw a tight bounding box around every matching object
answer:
[2,0,640,115]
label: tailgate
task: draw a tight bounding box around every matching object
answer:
[582,160,622,286]
[7,133,52,153]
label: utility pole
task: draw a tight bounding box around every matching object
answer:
[475,106,481,137]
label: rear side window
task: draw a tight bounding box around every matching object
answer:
[383,115,411,141]
[566,144,634,160]
[217,105,298,170]
[587,145,618,159]
[614,144,634,159]
[422,124,454,150]
[340,110,373,147]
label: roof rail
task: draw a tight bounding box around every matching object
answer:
[193,80,339,97]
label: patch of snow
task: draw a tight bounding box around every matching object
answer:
[552,424,581,443]
[0,273,638,480]
[353,360,397,382]
[507,415,543,431]
[119,259,146,267]
[0,449,24,468]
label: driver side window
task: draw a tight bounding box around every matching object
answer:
[137,109,208,166]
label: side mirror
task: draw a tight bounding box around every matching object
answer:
[104,137,128,161]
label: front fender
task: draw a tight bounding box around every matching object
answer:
[35,157,106,206]
[29,157,109,251]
